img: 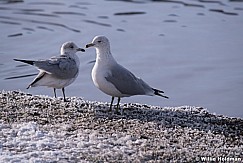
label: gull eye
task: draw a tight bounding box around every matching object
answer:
[97,41,102,43]
[70,45,74,49]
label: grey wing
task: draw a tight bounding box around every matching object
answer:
[34,56,78,79]
[105,64,152,96]
[27,71,46,88]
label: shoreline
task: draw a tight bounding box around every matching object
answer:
[0,90,242,162]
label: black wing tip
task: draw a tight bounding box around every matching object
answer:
[13,59,35,65]
[163,95,169,99]
[153,88,169,99]
[81,48,85,52]
[13,58,20,61]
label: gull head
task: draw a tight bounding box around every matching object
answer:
[61,41,85,55]
[86,35,110,50]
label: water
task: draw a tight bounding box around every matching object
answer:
[0,0,243,118]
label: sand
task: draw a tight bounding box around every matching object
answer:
[0,90,242,162]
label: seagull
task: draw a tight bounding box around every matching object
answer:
[85,35,168,111]
[14,42,85,102]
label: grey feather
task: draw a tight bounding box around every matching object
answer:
[34,55,78,79]
[105,64,152,96]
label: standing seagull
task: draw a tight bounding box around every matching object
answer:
[14,42,85,102]
[85,35,168,111]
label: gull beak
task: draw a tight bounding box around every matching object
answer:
[77,48,85,52]
[85,43,95,48]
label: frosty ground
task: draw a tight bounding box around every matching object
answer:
[0,91,242,162]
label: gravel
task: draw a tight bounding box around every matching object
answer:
[0,90,242,162]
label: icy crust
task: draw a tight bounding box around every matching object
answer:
[0,91,242,162]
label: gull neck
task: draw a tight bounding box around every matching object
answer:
[96,47,112,60]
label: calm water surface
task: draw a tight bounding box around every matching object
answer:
[0,0,243,117]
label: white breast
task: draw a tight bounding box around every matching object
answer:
[91,62,125,97]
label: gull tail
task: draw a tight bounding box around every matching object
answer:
[14,59,35,65]
[152,88,169,99]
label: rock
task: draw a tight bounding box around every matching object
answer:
[0,90,242,162]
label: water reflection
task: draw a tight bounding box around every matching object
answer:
[8,33,22,37]
[0,15,81,32]
[5,73,37,80]
[52,11,86,16]
[83,20,112,27]
[209,9,238,15]
[107,0,242,15]
[0,0,242,117]
[28,2,65,6]
[114,11,146,15]
[0,0,24,4]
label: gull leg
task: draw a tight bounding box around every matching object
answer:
[116,97,121,112]
[62,88,67,102]
[53,88,57,98]
[109,96,115,111]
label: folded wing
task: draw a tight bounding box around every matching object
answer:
[105,64,153,96]
[34,56,79,79]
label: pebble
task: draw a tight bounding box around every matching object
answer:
[0,90,242,162]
